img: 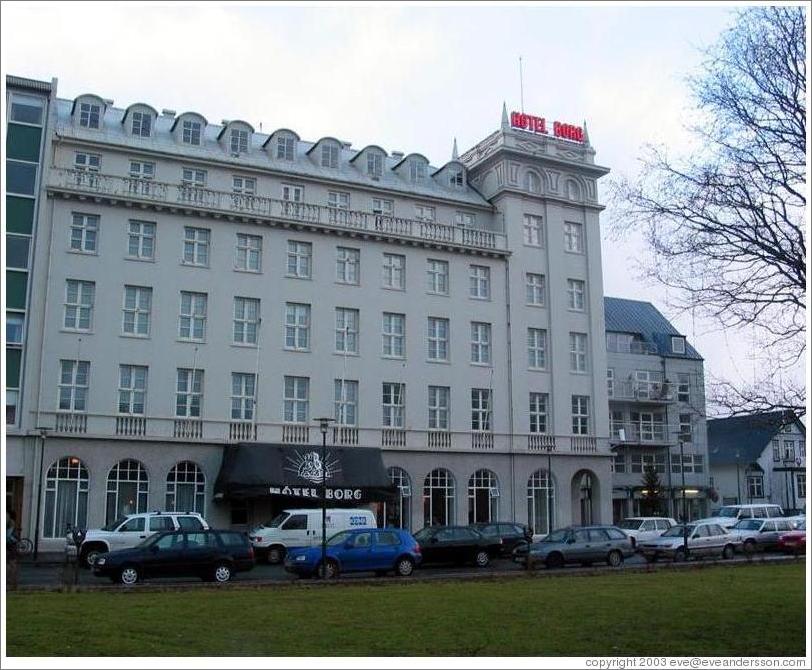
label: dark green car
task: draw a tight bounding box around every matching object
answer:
[525,526,634,569]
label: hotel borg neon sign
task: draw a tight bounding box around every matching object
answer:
[510,111,584,143]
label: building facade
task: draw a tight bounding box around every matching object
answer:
[5,76,614,551]
[604,298,710,522]
[708,412,806,515]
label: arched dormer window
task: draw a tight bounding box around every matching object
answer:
[409,157,427,182]
[218,120,254,156]
[430,161,465,190]
[524,170,542,194]
[392,153,430,183]
[72,94,106,130]
[306,137,342,169]
[349,145,387,180]
[263,129,300,161]
[122,103,158,138]
[171,112,208,147]
[448,167,464,188]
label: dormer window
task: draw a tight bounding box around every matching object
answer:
[131,111,152,137]
[182,120,202,145]
[79,103,101,129]
[277,135,294,161]
[410,159,426,182]
[321,143,339,169]
[449,169,464,188]
[671,336,686,354]
[230,129,249,154]
[367,152,383,178]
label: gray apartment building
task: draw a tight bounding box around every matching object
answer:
[6,75,627,552]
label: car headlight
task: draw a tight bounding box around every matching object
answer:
[295,555,307,562]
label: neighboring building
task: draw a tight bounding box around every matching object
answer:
[5,77,615,551]
[604,297,710,522]
[5,75,58,527]
[708,411,806,514]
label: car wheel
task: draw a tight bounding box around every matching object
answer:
[119,565,139,586]
[743,539,756,554]
[267,546,286,565]
[607,550,623,568]
[673,548,688,563]
[213,563,233,583]
[81,546,104,569]
[318,559,339,579]
[545,553,564,569]
[722,544,735,560]
[395,556,415,577]
[474,550,490,568]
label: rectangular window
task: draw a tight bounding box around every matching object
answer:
[286,240,312,278]
[382,382,405,428]
[382,312,406,358]
[745,476,763,499]
[230,129,249,154]
[470,322,492,364]
[7,313,24,345]
[679,414,693,443]
[284,376,310,423]
[179,291,207,341]
[74,152,101,187]
[677,373,690,403]
[367,152,383,178]
[569,333,588,372]
[176,368,203,417]
[321,143,339,168]
[233,297,260,345]
[529,392,549,433]
[10,94,44,125]
[180,168,207,204]
[414,204,435,222]
[523,214,543,246]
[469,265,491,299]
[526,273,545,306]
[613,453,626,474]
[131,111,152,137]
[63,280,95,331]
[694,454,704,474]
[285,303,311,350]
[231,373,256,420]
[796,473,806,499]
[455,212,476,227]
[567,279,586,311]
[6,389,19,425]
[772,439,781,462]
[69,213,99,253]
[7,234,31,270]
[328,191,351,224]
[282,183,304,206]
[276,135,294,161]
[382,253,406,290]
[783,440,795,461]
[335,308,359,354]
[571,395,590,435]
[527,328,547,369]
[428,386,450,430]
[564,221,584,253]
[235,233,262,272]
[128,160,155,196]
[449,169,464,188]
[372,198,394,216]
[79,102,101,129]
[118,365,147,415]
[58,360,90,411]
[336,247,360,284]
[182,227,210,267]
[182,120,202,145]
[232,176,256,197]
[633,452,667,474]
[671,336,686,354]
[426,259,450,295]
[607,369,615,398]
[334,379,359,426]
[126,220,156,260]
[471,388,492,431]
[122,285,152,336]
[409,160,427,182]
[427,317,450,362]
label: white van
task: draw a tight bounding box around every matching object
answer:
[698,503,785,529]
[249,508,376,563]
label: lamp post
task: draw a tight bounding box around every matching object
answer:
[679,436,688,554]
[546,443,554,536]
[735,450,742,504]
[314,416,334,578]
[33,426,51,561]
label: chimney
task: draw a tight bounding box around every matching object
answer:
[391,151,404,160]
[162,109,176,118]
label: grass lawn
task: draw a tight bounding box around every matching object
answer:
[6,562,806,656]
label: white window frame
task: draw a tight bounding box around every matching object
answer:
[471,388,492,431]
[455,212,476,227]
[335,308,359,354]
[231,372,256,421]
[382,312,406,358]
[428,386,450,430]
[336,246,360,285]
[470,322,492,365]
[328,191,351,224]
[122,285,152,337]
[372,198,394,216]
[230,128,249,154]
[118,365,148,415]
[382,253,406,290]
[529,392,548,434]
[127,220,156,260]
[677,373,690,403]
[79,102,101,129]
[672,336,686,354]
[182,226,210,267]
[567,279,586,311]
[179,291,207,341]
[367,152,383,178]
[131,111,152,138]
[175,368,203,417]
[527,328,547,369]
[564,221,584,253]
[284,303,311,351]
[382,382,405,428]
[334,379,359,426]
[526,273,545,306]
[469,265,491,300]
[69,213,99,253]
[283,376,310,423]
[235,233,262,272]
[414,204,435,222]
[321,143,339,169]
[286,240,312,278]
[182,120,202,145]
[523,214,543,246]
[276,134,295,161]
[58,360,90,412]
[427,259,449,295]
[569,332,588,373]
[63,280,95,332]
[233,297,260,345]
[571,395,590,435]
[409,159,427,182]
[427,317,450,362]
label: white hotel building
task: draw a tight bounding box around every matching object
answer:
[5,75,614,551]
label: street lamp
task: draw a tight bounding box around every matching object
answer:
[735,450,742,504]
[33,426,52,561]
[679,435,688,555]
[314,416,334,578]
[546,443,554,536]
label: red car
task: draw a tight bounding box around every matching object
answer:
[777,521,806,555]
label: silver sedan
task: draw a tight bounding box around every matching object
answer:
[525,526,634,569]
[639,522,739,562]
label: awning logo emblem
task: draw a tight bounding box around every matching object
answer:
[285,450,341,484]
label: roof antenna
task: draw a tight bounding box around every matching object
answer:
[519,55,525,113]
[452,138,459,161]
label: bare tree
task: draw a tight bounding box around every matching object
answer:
[611,6,806,417]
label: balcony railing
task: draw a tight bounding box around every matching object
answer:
[606,341,659,355]
[610,421,668,443]
[49,168,507,253]
[609,381,673,402]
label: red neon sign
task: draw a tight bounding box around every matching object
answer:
[510,111,584,143]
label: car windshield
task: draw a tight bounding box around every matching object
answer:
[717,507,740,518]
[139,533,164,548]
[102,516,127,532]
[542,529,570,543]
[261,513,289,529]
[617,520,642,530]
[327,531,352,547]
[413,528,433,542]
[662,525,694,537]
[736,520,763,530]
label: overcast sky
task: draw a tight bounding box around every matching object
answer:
[4,3,780,411]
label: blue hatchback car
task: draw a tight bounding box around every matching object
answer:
[283,527,421,579]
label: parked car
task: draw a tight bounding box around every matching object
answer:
[732,518,797,553]
[697,504,785,530]
[525,526,634,569]
[413,525,500,567]
[249,508,376,564]
[777,521,806,555]
[468,522,533,557]
[783,506,806,529]
[615,517,678,548]
[283,528,421,579]
[75,511,210,567]
[638,522,739,562]
[92,529,255,585]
